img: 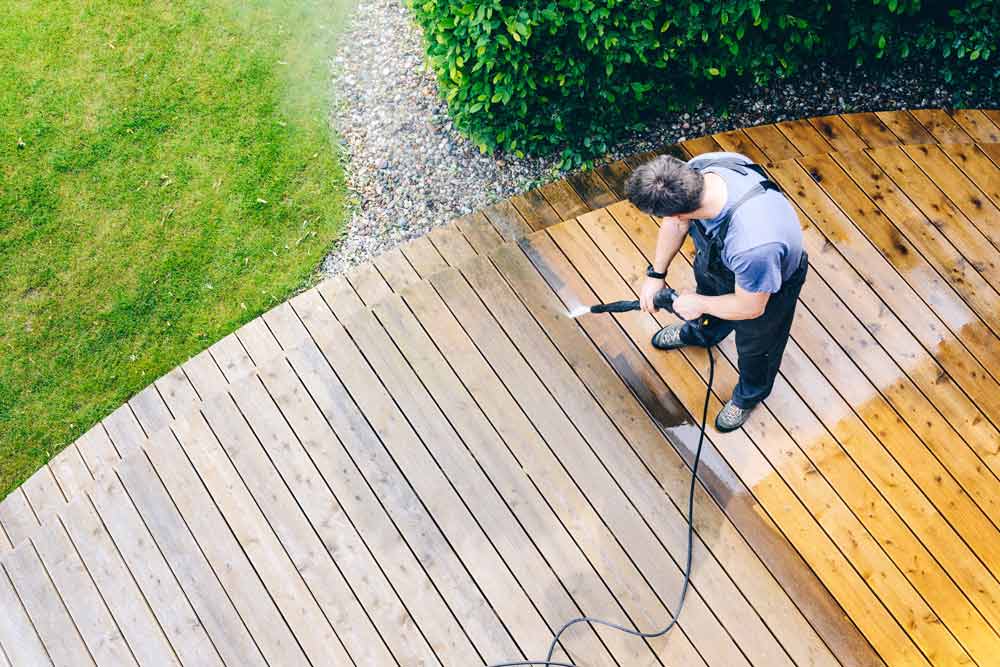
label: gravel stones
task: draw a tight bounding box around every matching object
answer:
[322,0,991,276]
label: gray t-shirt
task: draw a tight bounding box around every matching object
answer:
[687,151,804,293]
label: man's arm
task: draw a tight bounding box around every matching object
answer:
[652,216,689,273]
[674,287,770,321]
[640,217,688,312]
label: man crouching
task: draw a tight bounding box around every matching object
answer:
[624,152,808,432]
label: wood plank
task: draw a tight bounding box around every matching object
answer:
[76,424,119,477]
[983,110,1000,128]
[455,211,505,255]
[900,144,1000,253]
[807,115,869,152]
[787,295,1000,614]
[32,521,138,666]
[128,384,171,435]
[573,211,973,666]
[0,561,50,665]
[824,150,1000,471]
[373,290,629,667]
[909,109,975,144]
[841,113,900,147]
[433,263,752,667]
[102,405,145,457]
[268,338,481,666]
[374,246,420,292]
[4,542,96,665]
[594,159,632,199]
[20,465,65,526]
[680,135,725,157]
[79,480,210,667]
[481,199,532,240]
[230,370,439,667]
[174,412,351,665]
[762,181,1000,581]
[234,317,282,365]
[488,242,847,667]
[980,142,1000,168]
[337,307,560,661]
[312,274,365,320]
[874,111,936,144]
[767,159,1000,484]
[401,235,448,277]
[194,393,374,665]
[118,447,269,667]
[743,124,801,160]
[941,143,1000,210]
[775,119,834,155]
[545,216,931,667]
[712,129,770,162]
[830,148,1000,335]
[347,262,393,305]
[0,489,38,546]
[611,200,1000,656]
[282,328,512,664]
[427,223,477,267]
[154,367,199,419]
[181,349,228,400]
[510,189,561,231]
[47,445,92,502]
[207,333,255,382]
[518,232,882,667]
[565,169,618,210]
[142,422,306,664]
[948,110,1000,143]
[260,300,310,351]
[538,178,591,220]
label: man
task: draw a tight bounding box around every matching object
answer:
[624,152,808,432]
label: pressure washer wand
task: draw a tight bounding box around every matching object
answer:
[588,287,714,327]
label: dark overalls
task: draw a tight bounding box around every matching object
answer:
[678,159,809,409]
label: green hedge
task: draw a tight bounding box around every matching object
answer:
[409,1,997,168]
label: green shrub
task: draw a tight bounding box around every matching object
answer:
[916,0,998,102]
[409,1,998,168]
[410,1,821,168]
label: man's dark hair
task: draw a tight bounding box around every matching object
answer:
[624,155,705,217]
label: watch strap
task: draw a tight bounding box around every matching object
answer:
[646,264,667,280]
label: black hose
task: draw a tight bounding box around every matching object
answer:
[487,346,717,667]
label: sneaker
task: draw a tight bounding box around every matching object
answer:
[715,400,753,433]
[651,323,687,350]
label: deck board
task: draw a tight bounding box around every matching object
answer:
[82,479,212,667]
[5,111,1000,667]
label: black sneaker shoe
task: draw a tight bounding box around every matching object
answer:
[715,400,754,432]
[651,323,687,350]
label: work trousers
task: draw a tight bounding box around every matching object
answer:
[679,253,809,409]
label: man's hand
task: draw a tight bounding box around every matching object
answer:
[639,277,664,313]
[672,292,704,321]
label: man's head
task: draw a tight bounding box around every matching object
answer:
[625,155,705,219]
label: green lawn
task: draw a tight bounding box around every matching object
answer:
[0,0,355,499]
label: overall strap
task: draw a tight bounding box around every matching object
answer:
[690,156,767,178]
[713,180,781,243]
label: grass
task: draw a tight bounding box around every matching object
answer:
[0,0,356,499]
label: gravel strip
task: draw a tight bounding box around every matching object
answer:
[323,0,995,275]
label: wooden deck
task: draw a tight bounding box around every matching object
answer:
[2,108,1000,666]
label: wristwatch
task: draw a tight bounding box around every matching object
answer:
[646,264,667,280]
